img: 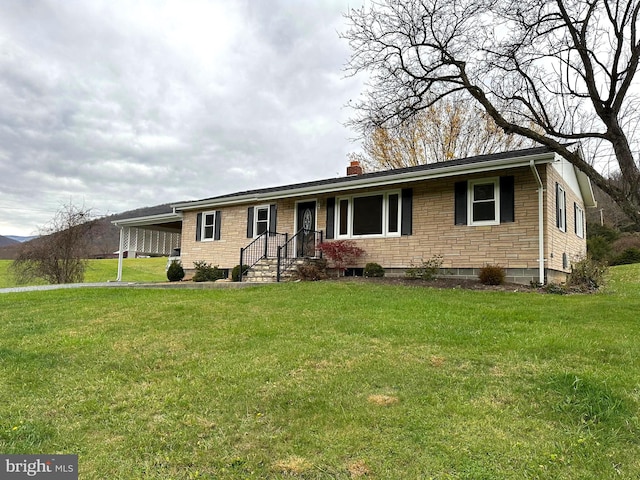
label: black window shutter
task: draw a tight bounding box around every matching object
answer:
[269,204,277,235]
[196,212,203,241]
[401,188,413,236]
[326,197,335,239]
[247,207,254,238]
[214,211,221,240]
[454,181,467,225]
[499,176,515,223]
[574,202,578,235]
[555,183,561,228]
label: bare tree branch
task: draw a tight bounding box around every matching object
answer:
[342,0,640,227]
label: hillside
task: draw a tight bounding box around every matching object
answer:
[0,203,176,260]
[0,235,19,248]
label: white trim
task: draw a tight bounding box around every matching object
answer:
[557,185,567,232]
[200,210,217,241]
[468,178,500,226]
[253,204,270,238]
[575,203,585,238]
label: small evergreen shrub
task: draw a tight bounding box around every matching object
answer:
[478,264,506,285]
[610,248,640,266]
[587,236,613,262]
[293,259,328,281]
[566,257,608,291]
[364,262,385,277]
[166,260,185,282]
[406,255,443,281]
[192,260,225,282]
[232,264,250,282]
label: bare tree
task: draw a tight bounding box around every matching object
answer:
[11,204,97,284]
[342,0,640,225]
[352,96,536,171]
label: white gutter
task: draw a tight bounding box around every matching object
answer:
[173,152,556,212]
[530,160,545,285]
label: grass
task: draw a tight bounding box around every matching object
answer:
[0,257,167,287]
[0,265,639,478]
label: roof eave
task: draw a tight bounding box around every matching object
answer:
[112,212,182,228]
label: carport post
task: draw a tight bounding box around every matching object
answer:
[116,226,126,282]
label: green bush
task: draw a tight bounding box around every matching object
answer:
[166,260,185,282]
[406,255,443,281]
[232,264,250,282]
[192,260,225,282]
[364,262,385,278]
[478,264,506,285]
[587,236,613,262]
[293,259,328,281]
[610,248,640,266]
[567,257,608,291]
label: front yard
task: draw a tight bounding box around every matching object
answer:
[0,264,638,478]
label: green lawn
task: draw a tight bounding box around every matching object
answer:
[0,265,639,479]
[0,257,167,287]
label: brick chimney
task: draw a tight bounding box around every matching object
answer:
[346,160,363,176]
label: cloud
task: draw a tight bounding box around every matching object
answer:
[0,0,365,235]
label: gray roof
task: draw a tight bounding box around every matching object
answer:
[173,145,557,210]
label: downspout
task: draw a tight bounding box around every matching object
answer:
[116,226,125,282]
[530,160,545,285]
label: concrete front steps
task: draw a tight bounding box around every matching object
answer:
[242,258,306,283]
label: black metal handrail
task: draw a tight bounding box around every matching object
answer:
[239,230,288,282]
[276,229,323,282]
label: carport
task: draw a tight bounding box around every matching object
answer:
[112,212,182,281]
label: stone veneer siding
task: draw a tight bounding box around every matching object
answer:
[179,164,587,284]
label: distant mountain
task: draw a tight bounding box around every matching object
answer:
[6,235,38,243]
[0,202,179,260]
[0,235,19,247]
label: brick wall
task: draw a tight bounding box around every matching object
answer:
[179,164,587,282]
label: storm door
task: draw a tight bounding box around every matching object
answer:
[296,201,316,258]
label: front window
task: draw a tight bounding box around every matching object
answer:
[202,211,216,240]
[468,179,499,225]
[255,206,269,236]
[336,191,400,238]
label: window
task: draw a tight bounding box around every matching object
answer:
[556,184,566,232]
[255,206,269,236]
[575,203,584,238]
[202,212,216,240]
[468,178,499,225]
[336,191,401,238]
[196,210,221,242]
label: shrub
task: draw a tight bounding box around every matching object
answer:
[293,259,328,281]
[478,264,506,285]
[610,248,640,266]
[192,260,225,282]
[232,264,250,282]
[566,257,608,291]
[364,262,385,278]
[611,233,640,255]
[166,260,185,282]
[587,223,620,242]
[317,240,365,277]
[587,236,613,262]
[405,255,443,281]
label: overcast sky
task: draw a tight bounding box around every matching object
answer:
[0,0,366,236]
